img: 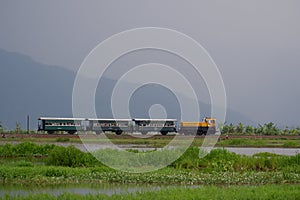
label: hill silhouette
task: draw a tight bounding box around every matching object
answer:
[0,49,256,130]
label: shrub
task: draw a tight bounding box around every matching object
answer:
[0,143,15,157]
[170,147,200,169]
[46,146,100,167]
[0,142,55,157]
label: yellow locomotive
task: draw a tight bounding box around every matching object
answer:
[180,117,216,135]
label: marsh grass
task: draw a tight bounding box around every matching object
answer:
[0,143,299,186]
[0,166,299,186]
[1,184,300,200]
[1,143,300,172]
[0,153,298,186]
[217,138,300,148]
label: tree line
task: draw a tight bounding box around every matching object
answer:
[220,122,300,135]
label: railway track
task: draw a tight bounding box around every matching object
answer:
[3,133,300,140]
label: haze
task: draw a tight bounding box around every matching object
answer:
[1,1,299,127]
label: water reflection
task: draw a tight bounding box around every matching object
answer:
[0,183,174,197]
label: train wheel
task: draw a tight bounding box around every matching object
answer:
[116,130,122,135]
[141,131,148,135]
[68,131,76,135]
[160,131,168,135]
[48,131,54,134]
[95,131,102,135]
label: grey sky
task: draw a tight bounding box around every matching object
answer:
[1,1,300,126]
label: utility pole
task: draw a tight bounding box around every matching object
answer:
[27,115,30,134]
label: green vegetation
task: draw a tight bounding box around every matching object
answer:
[55,137,70,142]
[1,142,299,172]
[0,142,55,158]
[46,145,99,167]
[217,138,300,148]
[0,143,299,186]
[0,166,300,186]
[1,135,299,148]
[283,140,300,147]
[91,136,299,148]
[1,184,300,200]
[220,122,300,135]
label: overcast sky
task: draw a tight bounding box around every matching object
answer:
[1,1,300,126]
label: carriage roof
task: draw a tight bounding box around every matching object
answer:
[38,117,86,121]
[133,118,177,121]
[87,118,132,121]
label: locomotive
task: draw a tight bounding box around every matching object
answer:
[38,117,216,135]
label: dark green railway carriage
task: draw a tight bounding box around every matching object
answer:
[38,117,86,134]
[88,119,132,135]
[38,117,178,135]
[133,119,177,135]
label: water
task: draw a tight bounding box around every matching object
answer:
[0,183,174,197]
[60,143,300,156]
[26,142,298,156]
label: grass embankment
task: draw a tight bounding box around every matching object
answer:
[0,142,299,185]
[217,138,300,148]
[2,184,300,200]
[1,134,299,148]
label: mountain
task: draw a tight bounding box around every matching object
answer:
[0,49,256,130]
[0,49,75,129]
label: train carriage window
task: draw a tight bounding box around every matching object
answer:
[207,119,215,124]
[117,121,129,127]
[165,121,175,127]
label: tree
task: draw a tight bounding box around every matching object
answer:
[255,122,280,135]
[220,123,235,134]
[235,122,244,134]
[291,127,300,135]
[281,126,290,135]
[244,125,254,135]
[255,124,264,135]
[228,123,235,134]
[264,122,280,135]
[220,122,229,134]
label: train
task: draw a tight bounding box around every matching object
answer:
[38,117,216,136]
